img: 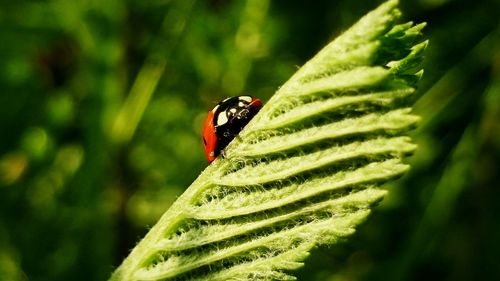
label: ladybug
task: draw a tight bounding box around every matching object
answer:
[202,95,263,162]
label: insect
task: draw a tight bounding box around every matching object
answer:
[202,95,263,162]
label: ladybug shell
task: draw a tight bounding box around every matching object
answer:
[202,110,217,162]
[202,95,262,162]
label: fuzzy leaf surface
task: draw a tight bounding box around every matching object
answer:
[109,0,426,280]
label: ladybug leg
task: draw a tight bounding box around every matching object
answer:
[236,108,250,119]
[220,148,227,159]
[233,134,244,142]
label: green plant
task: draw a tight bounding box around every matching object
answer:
[109,0,426,280]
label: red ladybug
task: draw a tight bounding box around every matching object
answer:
[202,95,263,162]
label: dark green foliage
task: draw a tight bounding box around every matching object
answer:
[0,0,498,281]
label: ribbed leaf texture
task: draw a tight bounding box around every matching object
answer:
[109,0,427,280]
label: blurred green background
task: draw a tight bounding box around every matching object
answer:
[0,0,499,280]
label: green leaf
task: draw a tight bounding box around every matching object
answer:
[109,0,427,280]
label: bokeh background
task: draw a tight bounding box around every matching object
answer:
[0,0,499,280]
